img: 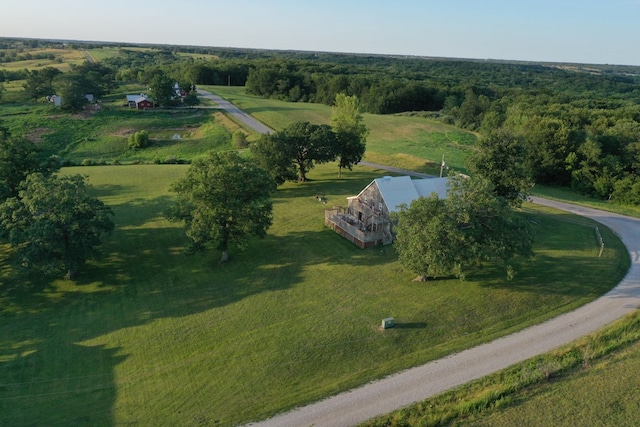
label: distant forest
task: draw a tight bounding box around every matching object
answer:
[3,38,640,204]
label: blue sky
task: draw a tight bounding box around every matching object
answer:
[2,0,640,65]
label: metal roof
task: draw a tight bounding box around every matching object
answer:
[365,176,449,212]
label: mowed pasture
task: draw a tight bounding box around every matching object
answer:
[0,161,629,426]
[201,85,477,174]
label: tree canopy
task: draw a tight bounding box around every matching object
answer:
[148,71,175,107]
[0,173,115,279]
[466,129,533,208]
[393,175,533,280]
[251,121,338,183]
[0,135,60,203]
[331,93,367,177]
[166,151,275,263]
[23,67,62,101]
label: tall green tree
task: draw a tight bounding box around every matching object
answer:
[166,151,275,263]
[53,73,89,112]
[466,129,533,208]
[76,62,116,98]
[251,130,297,185]
[0,173,115,279]
[0,135,60,203]
[393,175,533,280]
[521,116,581,185]
[23,67,62,101]
[252,121,338,183]
[148,72,175,107]
[331,93,367,177]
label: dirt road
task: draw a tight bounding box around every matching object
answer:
[196,88,274,135]
[247,197,640,426]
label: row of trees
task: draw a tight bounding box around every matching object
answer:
[166,93,368,264]
[450,91,640,204]
[9,44,640,204]
[23,62,116,111]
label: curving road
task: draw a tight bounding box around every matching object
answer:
[248,197,640,427]
[200,89,640,426]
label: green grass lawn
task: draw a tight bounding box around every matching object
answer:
[362,310,640,427]
[0,162,629,426]
[0,101,231,164]
[2,84,475,171]
[201,85,477,173]
[463,339,640,427]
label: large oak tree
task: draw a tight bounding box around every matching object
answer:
[252,121,338,183]
[166,151,275,263]
[0,173,114,279]
[0,134,60,203]
[393,175,533,280]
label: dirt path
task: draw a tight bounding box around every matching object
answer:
[247,199,640,427]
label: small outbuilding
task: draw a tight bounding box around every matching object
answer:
[126,93,154,109]
[135,97,154,110]
[325,176,450,248]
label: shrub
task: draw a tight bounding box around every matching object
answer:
[164,156,178,164]
[232,130,249,148]
[128,130,150,150]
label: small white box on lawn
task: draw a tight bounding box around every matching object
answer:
[382,317,395,329]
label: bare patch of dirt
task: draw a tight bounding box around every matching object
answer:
[112,127,137,137]
[26,128,53,143]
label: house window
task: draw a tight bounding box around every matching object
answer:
[379,202,383,211]
[358,211,363,221]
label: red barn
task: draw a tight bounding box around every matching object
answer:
[135,96,154,110]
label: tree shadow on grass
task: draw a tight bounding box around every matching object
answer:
[0,175,403,426]
[0,343,124,427]
[0,226,309,426]
[393,322,428,329]
[272,170,383,201]
[242,106,294,114]
[476,253,623,297]
[86,183,136,199]
[107,195,177,227]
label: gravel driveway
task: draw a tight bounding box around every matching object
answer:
[247,198,640,427]
[198,90,640,426]
[196,88,274,135]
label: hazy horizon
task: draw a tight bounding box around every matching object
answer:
[2,1,640,66]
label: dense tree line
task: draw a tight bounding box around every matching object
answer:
[3,39,640,203]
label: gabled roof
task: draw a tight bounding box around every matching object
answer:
[358,176,449,212]
[127,93,148,102]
